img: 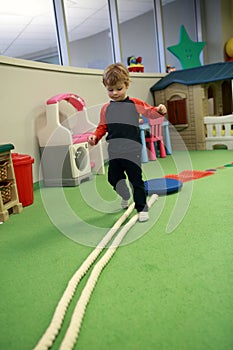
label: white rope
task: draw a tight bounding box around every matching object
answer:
[33,203,135,350]
[33,194,158,350]
[59,194,158,350]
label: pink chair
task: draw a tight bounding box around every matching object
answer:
[145,116,167,160]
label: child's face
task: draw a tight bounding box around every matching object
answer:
[106,82,128,101]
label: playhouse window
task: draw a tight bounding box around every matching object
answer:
[207,86,215,115]
[167,98,187,125]
[222,80,233,115]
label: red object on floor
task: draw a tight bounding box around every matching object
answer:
[164,170,215,183]
[12,153,34,206]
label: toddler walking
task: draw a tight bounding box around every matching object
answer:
[88,63,167,222]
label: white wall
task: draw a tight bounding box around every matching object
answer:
[0,56,164,183]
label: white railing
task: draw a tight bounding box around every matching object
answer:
[204,114,233,150]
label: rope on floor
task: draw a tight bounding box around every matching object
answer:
[33,194,158,350]
[33,202,135,350]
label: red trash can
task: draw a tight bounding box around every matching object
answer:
[12,153,34,207]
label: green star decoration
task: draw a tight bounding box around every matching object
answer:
[167,25,206,69]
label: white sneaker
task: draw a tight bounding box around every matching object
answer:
[121,199,129,209]
[138,211,149,222]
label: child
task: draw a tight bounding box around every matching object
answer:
[88,63,167,222]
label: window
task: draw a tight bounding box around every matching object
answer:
[0,0,59,63]
[117,0,159,72]
[207,86,215,115]
[167,98,187,125]
[222,81,233,115]
[64,0,113,69]
[0,0,204,72]
[161,0,201,70]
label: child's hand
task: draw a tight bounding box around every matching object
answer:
[88,134,97,146]
[157,104,167,115]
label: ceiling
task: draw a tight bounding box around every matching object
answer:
[0,0,158,59]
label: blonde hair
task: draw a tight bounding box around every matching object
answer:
[102,62,130,87]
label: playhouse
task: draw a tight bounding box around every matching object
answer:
[150,62,233,150]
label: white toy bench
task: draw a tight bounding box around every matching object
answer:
[204,114,233,150]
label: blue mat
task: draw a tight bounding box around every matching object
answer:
[144,178,183,196]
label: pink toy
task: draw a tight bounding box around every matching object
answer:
[72,132,93,144]
[47,93,86,111]
[38,93,105,186]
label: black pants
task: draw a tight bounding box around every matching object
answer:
[108,154,148,213]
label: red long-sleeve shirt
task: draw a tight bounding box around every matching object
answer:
[93,96,163,155]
